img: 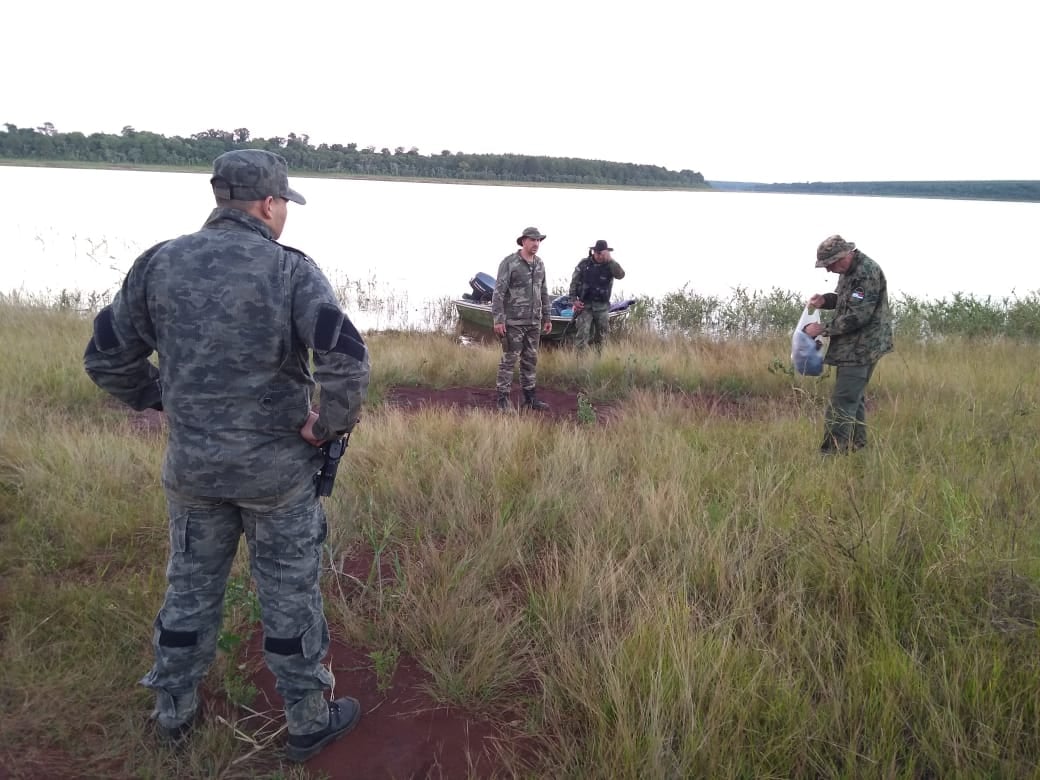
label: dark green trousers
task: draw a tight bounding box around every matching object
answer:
[822,363,876,452]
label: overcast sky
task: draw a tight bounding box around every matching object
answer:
[6,0,1037,182]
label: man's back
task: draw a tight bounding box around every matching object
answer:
[91,208,328,498]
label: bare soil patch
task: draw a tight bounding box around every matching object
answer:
[242,635,512,779]
[237,546,528,778]
[385,385,617,424]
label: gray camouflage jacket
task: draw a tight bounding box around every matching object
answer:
[491,252,551,326]
[819,250,894,366]
[84,207,370,499]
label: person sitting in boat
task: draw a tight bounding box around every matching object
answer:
[569,240,626,351]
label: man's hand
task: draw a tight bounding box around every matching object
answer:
[542,320,552,334]
[300,410,325,447]
[573,300,585,313]
[803,322,825,339]
[809,294,826,309]
[494,322,506,336]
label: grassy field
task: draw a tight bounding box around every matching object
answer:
[3,297,1040,778]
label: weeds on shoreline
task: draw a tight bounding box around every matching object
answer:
[3,299,1040,777]
[10,282,1040,342]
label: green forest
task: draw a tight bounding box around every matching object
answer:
[5,122,1036,201]
[0,122,708,189]
[709,179,1040,202]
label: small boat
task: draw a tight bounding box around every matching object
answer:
[453,272,635,344]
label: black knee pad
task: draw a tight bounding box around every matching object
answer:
[264,634,304,656]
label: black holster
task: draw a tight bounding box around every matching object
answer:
[315,435,349,497]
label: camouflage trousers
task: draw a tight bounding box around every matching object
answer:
[497,323,542,394]
[140,479,334,736]
[822,362,877,452]
[574,302,611,350]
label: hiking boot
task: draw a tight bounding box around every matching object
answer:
[522,388,549,411]
[154,709,199,748]
[286,697,362,763]
[496,392,510,411]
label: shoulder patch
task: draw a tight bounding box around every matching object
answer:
[333,317,366,361]
[314,304,343,352]
[851,288,865,302]
[93,306,121,351]
[313,304,367,361]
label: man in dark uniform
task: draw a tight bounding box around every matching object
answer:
[83,149,370,762]
[804,234,893,453]
[569,239,626,351]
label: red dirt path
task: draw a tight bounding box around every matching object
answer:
[236,546,524,779]
[243,635,509,779]
[384,385,616,423]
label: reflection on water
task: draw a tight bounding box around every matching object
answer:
[455,318,500,346]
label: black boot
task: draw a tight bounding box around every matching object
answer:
[286,697,362,763]
[523,388,549,411]
[154,709,200,748]
[496,392,510,411]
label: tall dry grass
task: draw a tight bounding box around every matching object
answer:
[3,296,1040,778]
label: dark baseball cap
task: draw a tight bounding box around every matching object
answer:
[211,149,306,205]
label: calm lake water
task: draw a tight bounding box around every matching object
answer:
[4,165,1038,329]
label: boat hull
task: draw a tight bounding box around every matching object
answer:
[452,300,628,343]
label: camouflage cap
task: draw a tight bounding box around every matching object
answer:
[211,149,306,205]
[815,234,856,267]
[516,226,547,246]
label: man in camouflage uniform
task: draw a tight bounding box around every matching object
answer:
[492,226,553,411]
[83,149,370,762]
[804,235,893,453]
[569,239,626,351]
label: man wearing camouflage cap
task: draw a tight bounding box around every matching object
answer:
[492,226,553,411]
[804,234,893,453]
[84,149,370,761]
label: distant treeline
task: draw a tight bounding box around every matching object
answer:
[709,179,1040,202]
[0,122,707,189]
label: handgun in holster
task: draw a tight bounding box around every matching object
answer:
[316,434,350,497]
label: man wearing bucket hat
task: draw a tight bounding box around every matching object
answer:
[84,149,370,761]
[569,239,626,351]
[803,234,893,453]
[491,226,553,411]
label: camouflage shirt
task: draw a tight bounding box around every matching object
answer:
[491,252,551,326]
[820,250,894,366]
[83,207,370,499]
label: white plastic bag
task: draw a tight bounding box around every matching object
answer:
[791,306,825,376]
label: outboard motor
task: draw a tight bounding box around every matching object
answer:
[468,272,496,303]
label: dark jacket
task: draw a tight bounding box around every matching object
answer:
[569,256,626,303]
